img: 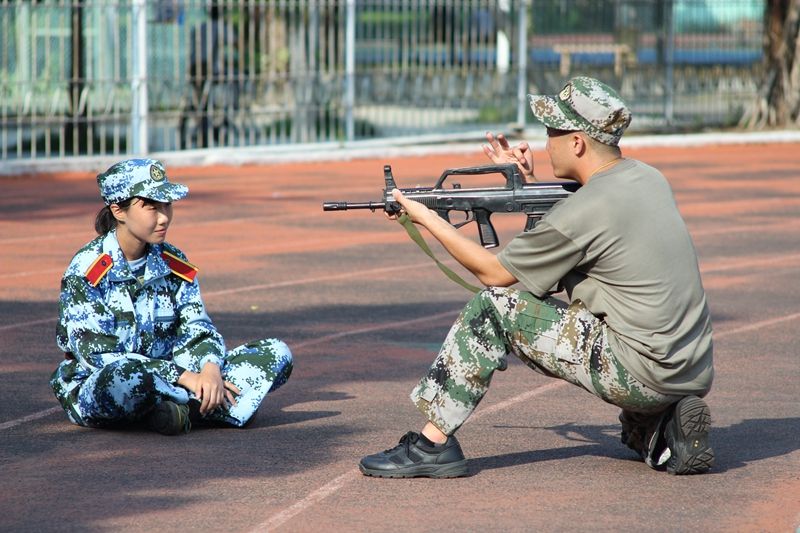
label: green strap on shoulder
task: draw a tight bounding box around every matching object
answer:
[397,213,481,293]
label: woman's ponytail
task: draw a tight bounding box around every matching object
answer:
[94,198,133,235]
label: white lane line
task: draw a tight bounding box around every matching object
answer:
[0,231,88,246]
[714,311,800,339]
[10,312,795,435]
[5,246,798,333]
[247,312,800,531]
[5,268,800,528]
[250,378,568,533]
[0,316,58,332]
[0,268,63,279]
[690,219,800,238]
[700,253,800,274]
[0,260,448,333]
[0,307,536,434]
[0,213,310,246]
[467,380,567,422]
[200,262,434,298]
[249,469,361,533]
[0,309,459,433]
[0,406,62,430]
[6,302,800,431]
[290,310,458,350]
[0,232,397,280]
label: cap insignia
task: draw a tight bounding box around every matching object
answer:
[150,165,164,181]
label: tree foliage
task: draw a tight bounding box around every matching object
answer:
[740,0,800,128]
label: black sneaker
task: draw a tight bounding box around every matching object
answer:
[359,431,468,478]
[145,401,191,436]
[664,396,714,475]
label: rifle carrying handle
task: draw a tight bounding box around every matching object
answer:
[434,163,522,190]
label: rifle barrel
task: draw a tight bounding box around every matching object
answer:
[322,201,384,211]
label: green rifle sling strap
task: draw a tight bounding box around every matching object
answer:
[397,213,481,294]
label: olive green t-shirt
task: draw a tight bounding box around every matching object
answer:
[497,159,713,395]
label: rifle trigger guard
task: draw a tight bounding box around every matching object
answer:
[451,211,475,229]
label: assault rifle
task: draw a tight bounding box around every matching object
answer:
[322,163,579,248]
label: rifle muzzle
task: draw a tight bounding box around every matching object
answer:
[322,201,385,212]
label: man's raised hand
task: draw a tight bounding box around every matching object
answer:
[482,132,536,182]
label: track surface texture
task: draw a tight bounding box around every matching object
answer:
[1,142,799,532]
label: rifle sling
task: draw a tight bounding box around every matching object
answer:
[397,213,481,294]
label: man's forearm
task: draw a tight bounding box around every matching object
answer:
[420,212,516,287]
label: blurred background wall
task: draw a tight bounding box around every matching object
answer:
[0,0,769,161]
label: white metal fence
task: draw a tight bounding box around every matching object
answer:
[0,0,765,161]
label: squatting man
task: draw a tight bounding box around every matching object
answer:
[358,76,715,478]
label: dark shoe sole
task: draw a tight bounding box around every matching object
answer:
[358,459,469,479]
[146,401,191,436]
[666,396,714,475]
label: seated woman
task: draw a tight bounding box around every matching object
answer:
[50,159,292,435]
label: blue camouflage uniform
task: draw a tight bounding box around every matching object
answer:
[50,158,292,429]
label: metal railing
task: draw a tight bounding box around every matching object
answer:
[0,0,765,161]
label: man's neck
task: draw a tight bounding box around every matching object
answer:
[577,152,624,185]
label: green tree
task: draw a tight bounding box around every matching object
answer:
[740,0,800,128]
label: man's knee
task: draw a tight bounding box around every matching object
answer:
[468,286,518,307]
[460,287,516,329]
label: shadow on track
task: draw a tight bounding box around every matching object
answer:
[467,418,800,475]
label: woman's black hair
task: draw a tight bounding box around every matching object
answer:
[94,198,134,235]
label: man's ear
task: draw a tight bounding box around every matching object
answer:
[571,133,587,156]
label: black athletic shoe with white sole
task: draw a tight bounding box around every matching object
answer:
[359,431,468,478]
[665,396,715,475]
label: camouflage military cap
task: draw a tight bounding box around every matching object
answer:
[97,159,188,205]
[528,77,632,146]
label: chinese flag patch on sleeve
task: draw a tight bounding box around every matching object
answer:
[85,253,113,286]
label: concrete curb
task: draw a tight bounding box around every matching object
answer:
[1,129,799,176]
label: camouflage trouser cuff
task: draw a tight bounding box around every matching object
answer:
[620,407,673,469]
[410,376,467,436]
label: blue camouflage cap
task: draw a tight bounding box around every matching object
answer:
[529,76,632,146]
[97,159,188,205]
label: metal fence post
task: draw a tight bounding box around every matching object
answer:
[344,0,356,143]
[515,0,530,128]
[131,0,149,154]
[497,0,511,75]
[664,0,675,126]
[0,0,769,163]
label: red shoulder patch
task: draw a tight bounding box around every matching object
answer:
[161,250,199,283]
[85,253,113,287]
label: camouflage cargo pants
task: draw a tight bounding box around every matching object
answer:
[51,338,293,429]
[412,287,681,437]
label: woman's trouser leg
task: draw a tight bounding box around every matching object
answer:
[51,359,191,428]
[200,338,293,427]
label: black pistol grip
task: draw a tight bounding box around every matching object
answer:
[475,210,498,249]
